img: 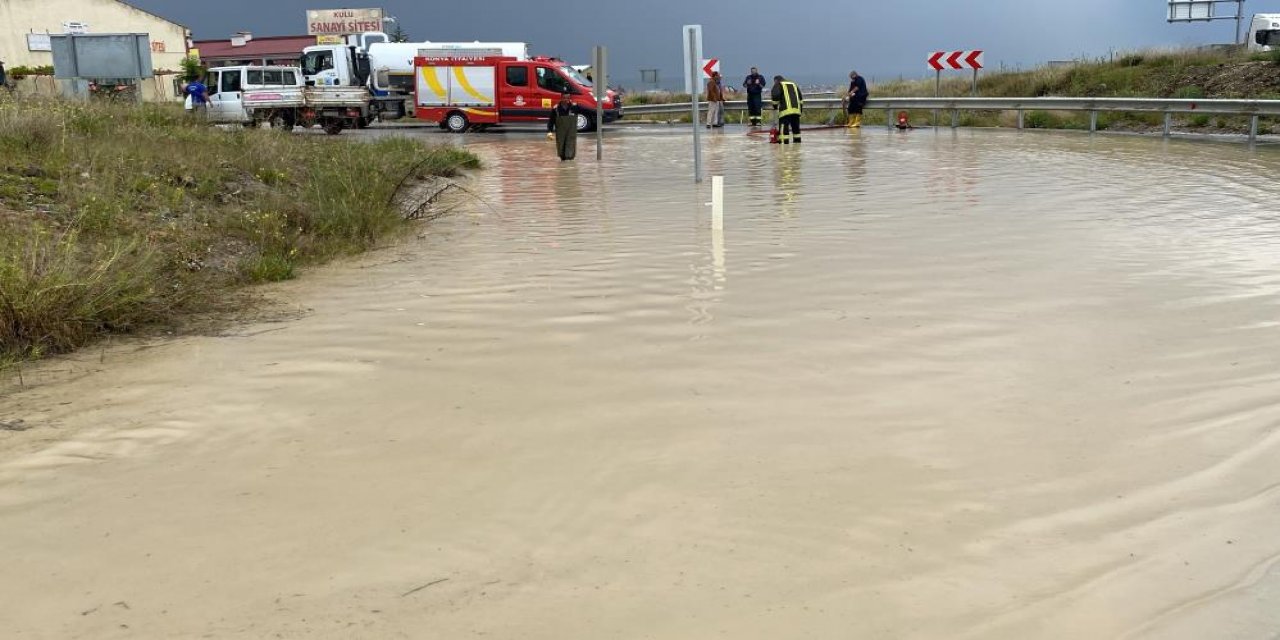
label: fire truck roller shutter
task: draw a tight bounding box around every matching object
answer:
[419,66,448,106]
[450,66,496,107]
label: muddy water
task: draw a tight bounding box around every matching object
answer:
[4,128,1280,639]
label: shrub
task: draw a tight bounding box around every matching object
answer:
[7,65,54,79]
[1174,85,1206,99]
[0,229,164,360]
[1025,110,1064,129]
[179,56,204,82]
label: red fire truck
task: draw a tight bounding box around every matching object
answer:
[414,55,621,133]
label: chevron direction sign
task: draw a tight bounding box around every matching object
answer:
[928,50,984,71]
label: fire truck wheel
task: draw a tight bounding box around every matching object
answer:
[576,113,596,133]
[445,112,470,134]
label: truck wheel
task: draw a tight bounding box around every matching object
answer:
[322,119,345,135]
[576,112,596,133]
[269,111,296,130]
[445,112,469,133]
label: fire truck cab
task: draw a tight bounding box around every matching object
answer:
[414,55,621,133]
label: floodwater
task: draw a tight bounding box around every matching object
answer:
[3,126,1280,639]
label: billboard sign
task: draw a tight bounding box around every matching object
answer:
[1166,0,1245,22]
[27,33,52,51]
[306,8,384,36]
[50,33,154,79]
[1167,0,1216,20]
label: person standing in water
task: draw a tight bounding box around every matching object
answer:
[706,71,726,128]
[844,70,869,128]
[771,75,804,145]
[546,91,586,161]
[742,66,767,127]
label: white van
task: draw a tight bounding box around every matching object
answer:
[1249,14,1280,52]
[204,66,303,124]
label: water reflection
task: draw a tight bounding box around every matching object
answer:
[773,146,803,217]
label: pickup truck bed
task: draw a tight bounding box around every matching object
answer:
[242,86,369,111]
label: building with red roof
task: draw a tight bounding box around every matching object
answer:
[193,33,318,68]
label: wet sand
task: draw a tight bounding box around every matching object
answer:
[3,128,1280,638]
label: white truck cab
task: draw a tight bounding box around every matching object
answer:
[205,66,303,123]
[1249,14,1280,51]
[300,31,389,87]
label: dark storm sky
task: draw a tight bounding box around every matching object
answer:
[130,0,1243,82]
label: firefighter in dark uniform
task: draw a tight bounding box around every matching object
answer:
[770,75,803,145]
[742,67,766,127]
[546,91,586,161]
[845,70,869,128]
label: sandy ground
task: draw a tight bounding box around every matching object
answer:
[3,128,1280,639]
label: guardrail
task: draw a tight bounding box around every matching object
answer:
[622,97,1280,142]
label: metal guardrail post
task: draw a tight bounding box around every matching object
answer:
[886,107,893,131]
[951,109,958,128]
[1089,111,1098,132]
[1163,112,1172,137]
[1249,115,1259,143]
[1017,110,1023,129]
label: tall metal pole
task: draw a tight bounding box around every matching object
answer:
[1236,0,1244,44]
[934,69,941,126]
[972,67,978,97]
[687,27,702,183]
[593,45,606,162]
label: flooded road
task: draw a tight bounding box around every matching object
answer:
[4,127,1280,639]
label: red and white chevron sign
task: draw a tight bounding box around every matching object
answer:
[928,50,984,71]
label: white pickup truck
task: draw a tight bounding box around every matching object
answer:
[204,65,372,135]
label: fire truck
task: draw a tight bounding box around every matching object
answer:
[414,55,621,133]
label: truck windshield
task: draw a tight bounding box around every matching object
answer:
[561,65,592,88]
[301,50,334,76]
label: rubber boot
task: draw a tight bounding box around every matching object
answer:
[852,114,862,128]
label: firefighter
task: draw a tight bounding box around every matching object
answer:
[770,75,803,145]
[742,66,766,126]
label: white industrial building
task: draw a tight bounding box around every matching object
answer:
[0,0,189,99]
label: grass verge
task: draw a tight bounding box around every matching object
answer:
[0,98,479,366]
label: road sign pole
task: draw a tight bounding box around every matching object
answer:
[934,69,941,126]
[1236,0,1244,44]
[972,68,978,97]
[686,26,703,183]
[592,45,606,162]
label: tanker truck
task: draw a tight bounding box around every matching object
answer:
[1249,14,1280,51]
[299,32,530,122]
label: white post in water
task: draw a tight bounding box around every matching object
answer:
[684,24,704,183]
[592,45,607,162]
[711,175,724,223]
